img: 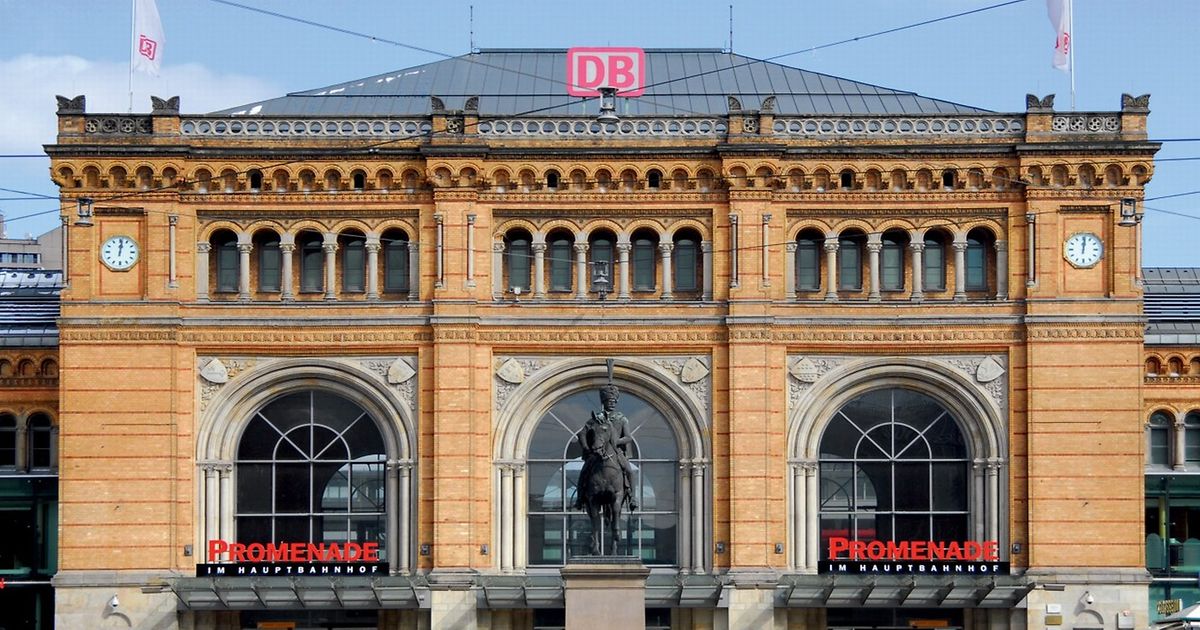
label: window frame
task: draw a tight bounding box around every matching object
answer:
[838,238,862,291]
[795,237,821,292]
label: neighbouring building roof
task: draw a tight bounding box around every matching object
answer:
[0,270,63,347]
[1144,268,1200,345]
[212,48,991,117]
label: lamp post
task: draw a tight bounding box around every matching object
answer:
[1118,197,1141,227]
[592,259,611,301]
[596,87,619,124]
[75,197,94,227]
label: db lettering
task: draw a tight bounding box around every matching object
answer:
[567,47,646,97]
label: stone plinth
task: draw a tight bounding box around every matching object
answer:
[561,556,650,630]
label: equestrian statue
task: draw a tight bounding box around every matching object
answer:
[573,363,638,556]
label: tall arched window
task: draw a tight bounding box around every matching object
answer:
[819,388,969,552]
[1149,412,1173,467]
[506,232,532,292]
[1186,412,1200,465]
[256,233,281,293]
[299,233,324,293]
[965,237,987,291]
[383,229,410,294]
[526,390,679,566]
[548,235,573,292]
[838,235,862,291]
[341,233,366,293]
[881,232,906,292]
[27,413,53,470]
[924,233,947,292]
[795,231,822,292]
[589,234,615,292]
[236,391,386,554]
[0,413,15,468]
[214,232,239,293]
[673,237,698,292]
[632,237,657,292]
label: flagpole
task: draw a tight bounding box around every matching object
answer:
[1069,0,1076,110]
[128,0,136,113]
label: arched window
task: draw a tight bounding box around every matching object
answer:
[545,170,560,190]
[506,232,532,292]
[966,236,987,291]
[548,234,573,293]
[924,233,947,292]
[838,235,862,291]
[647,169,662,190]
[881,232,906,291]
[526,390,678,565]
[673,236,698,292]
[340,233,366,293]
[299,233,325,293]
[256,233,281,293]
[589,234,615,292]
[1187,412,1200,465]
[0,413,16,468]
[795,231,823,292]
[236,391,386,554]
[632,236,657,292]
[213,232,239,294]
[383,229,410,294]
[1149,412,1172,467]
[819,388,969,552]
[27,413,53,470]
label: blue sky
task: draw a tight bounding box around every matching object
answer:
[1,0,1196,265]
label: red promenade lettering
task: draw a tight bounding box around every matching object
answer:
[827,537,999,562]
[207,540,379,563]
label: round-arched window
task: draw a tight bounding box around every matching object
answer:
[527,389,678,566]
[236,391,387,555]
[819,388,969,553]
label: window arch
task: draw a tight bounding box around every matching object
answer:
[923,231,949,293]
[838,230,864,292]
[672,230,702,294]
[253,230,282,294]
[546,231,574,293]
[526,389,679,565]
[965,227,995,293]
[794,229,824,293]
[880,231,908,292]
[211,230,239,295]
[382,228,411,295]
[0,413,15,468]
[1148,412,1173,467]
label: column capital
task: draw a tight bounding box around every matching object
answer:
[279,243,296,253]
[433,213,444,224]
[700,240,713,253]
[365,242,381,253]
[493,241,506,253]
[196,242,212,254]
[952,241,969,252]
[168,214,179,226]
[616,242,632,253]
[466,213,477,225]
[531,242,547,253]
[658,242,674,254]
[322,242,338,254]
[573,242,589,254]
[198,460,234,474]
[785,242,798,253]
[994,240,1008,250]
[866,242,883,253]
[823,241,839,253]
[909,242,925,252]
[866,231,883,245]
[237,243,253,254]
[761,213,773,224]
[387,459,415,472]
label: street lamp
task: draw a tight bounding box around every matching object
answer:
[75,197,94,227]
[596,87,619,124]
[1118,197,1140,227]
[591,259,611,301]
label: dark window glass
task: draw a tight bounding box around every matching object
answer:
[549,238,572,292]
[590,238,614,291]
[966,238,987,290]
[0,414,15,467]
[384,238,409,292]
[546,171,559,189]
[216,241,238,292]
[648,170,662,189]
[300,239,324,292]
[924,238,945,291]
[838,238,861,290]
[28,415,52,469]
[633,239,656,291]
[508,238,531,291]
[674,239,697,291]
[353,172,366,190]
[796,239,820,291]
[259,240,281,292]
[342,239,365,292]
[1187,414,1200,464]
[882,239,904,291]
[1150,412,1172,466]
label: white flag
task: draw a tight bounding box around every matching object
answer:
[1045,0,1072,72]
[132,0,164,76]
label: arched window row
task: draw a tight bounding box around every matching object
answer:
[789,225,1006,301]
[55,163,425,193]
[1146,354,1200,378]
[0,411,58,472]
[0,357,58,379]
[485,166,721,193]
[1147,410,1200,469]
[494,227,711,301]
[198,226,418,303]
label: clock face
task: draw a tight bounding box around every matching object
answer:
[1064,232,1103,268]
[100,235,140,271]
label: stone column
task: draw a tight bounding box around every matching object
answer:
[195,242,211,302]
[1025,212,1037,287]
[531,242,547,299]
[168,215,178,288]
[365,236,381,300]
[701,240,713,301]
[995,240,1009,300]
[500,463,515,571]
[804,463,818,569]
[202,463,220,555]
[407,241,420,300]
[866,233,882,302]
[909,242,925,301]
[972,460,987,541]
[728,213,740,288]
[218,463,234,546]
[237,242,253,302]
[691,460,705,573]
[1175,411,1187,471]
[466,214,477,288]
[790,460,805,569]
[659,242,674,299]
[322,234,338,301]
[986,459,1001,541]
[616,240,632,300]
[784,242,797,297]
[678,460,692,572]
[573,242,589,300]
[398,461,412,574]
[513,462,527,569]
[434,214,445,289]
[761,213,772,286]
[492,242,506,300]
[952,239,968,301]
[823,240,838,301]
[279,238,295,302]
[49,425,59,472]
[386,460,401,572]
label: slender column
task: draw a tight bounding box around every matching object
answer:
[1175,412,1188,471]
[761,213,772,285]
[866,233,882,302]
[728,214,740,288]
[804,463,818,569]
[659,242,674,299]
[952,239,968,301]
[60,215,69,289]
[322,234,338,301]
[434,214,445,289]
[492,242,506,299]
[513,462,527,569]
[986,459,1001,541]
[573,242,589,300]
[399,462,412,573]
[14,426,27,470]
[994,240,1009,300]
[678,460,692,572]
[791,462,806,569]
[972,460,986,540]
[49,426,59,472]
[700,240,713,301]
[616,241,632,300]
[365,236,381,301]
[466,214,477,287]
[691,461,705,573]
[195,242,211,302]
[203,463,219,553]
[407,241,420,300]
[823,240,838,301]
[168,215,178,288]
[237,242,253,302]
[1025,212,1037,287]
[784,242,797,297]
[386,460,401,572]
[909,242,925,301]
[500,464,514,571]
[218,463,234,555]
[531,242,547,299]
[279,240,295,302]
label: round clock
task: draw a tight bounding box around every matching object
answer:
[100,235,140,271]
[1064,232,1103,268]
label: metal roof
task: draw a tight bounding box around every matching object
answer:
[212,49,990,117]
[0,270,62,348]
[1144,268,1200,345]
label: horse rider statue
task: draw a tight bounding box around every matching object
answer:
[574,383,638,512]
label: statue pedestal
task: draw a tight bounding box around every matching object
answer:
[561,556,650,630]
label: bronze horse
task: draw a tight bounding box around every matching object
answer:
[577,414,627,555]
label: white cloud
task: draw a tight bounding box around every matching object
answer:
[0,53,281,154]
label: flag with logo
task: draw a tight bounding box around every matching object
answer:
[1045,0,1072,72]
[132,0,164,76]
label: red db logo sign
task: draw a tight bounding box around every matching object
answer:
[566,47,646,97]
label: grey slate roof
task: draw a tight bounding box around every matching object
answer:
[1144,268,1200,345]
[212,48,990,117]
[0,270,62,348]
